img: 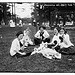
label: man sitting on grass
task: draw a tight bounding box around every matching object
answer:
[34,26,50,45]
[10,31,31,58]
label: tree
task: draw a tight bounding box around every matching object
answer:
[0,3,11,25]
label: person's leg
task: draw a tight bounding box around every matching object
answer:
[67,46,75,55]
[34,38,42,45]
[25,52,32,56]
[60,46,75,55]
[55,45,60,52]
[47,44,55,48]
[14,52,32,58]
[59,48,69,55]
[14,53,23,58]
[43,38,50,43]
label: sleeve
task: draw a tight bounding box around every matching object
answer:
[34,30,40,38]
[43,30,50,38]
[10,40,20,52]
[64,34,69,40]
[66,34,70,41]
[51,36,55,44]
[66,34,74,46]
[63,34,70,45]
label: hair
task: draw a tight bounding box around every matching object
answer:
[54,40,57,45]
[59,36,63,42]
[54,27,60,32]
[39,25,46,30]
[16,31,23,37]
[60,27,67,34]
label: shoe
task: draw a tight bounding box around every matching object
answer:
[25,52,32,56]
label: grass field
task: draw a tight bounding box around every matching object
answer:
[0,26,75,73]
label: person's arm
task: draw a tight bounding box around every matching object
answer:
[50,36,55,44]
[52,43,59,49]
[43,30,50,39]
[34,30,41,39]
[16,46,26,55]
[63,34,69,45]
[46,31,50,37]
[11,40,26,55]
[46,36,55,45]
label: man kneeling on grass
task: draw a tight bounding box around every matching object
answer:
[10,31,31,58]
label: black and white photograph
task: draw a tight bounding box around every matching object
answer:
[0,1,75,73]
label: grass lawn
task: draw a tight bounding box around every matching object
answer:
[0,26,75,73]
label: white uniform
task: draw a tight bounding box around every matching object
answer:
[51,33,61,44]
[59,34,74,48]
[31,42,61,59]
[34,30,50,39]
[10,38,25,56]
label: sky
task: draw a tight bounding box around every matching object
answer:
[8,3,34,18]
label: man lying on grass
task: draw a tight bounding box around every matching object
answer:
[10,31,31,58]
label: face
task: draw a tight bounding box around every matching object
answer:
[40,27,44,32]
[18,34,23,40]
[54,28,58,35]
[60,29,64,35]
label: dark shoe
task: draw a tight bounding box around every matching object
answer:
[25,52,32,56]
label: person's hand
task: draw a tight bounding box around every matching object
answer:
[44,42,48,47]
[23,40,25,45]
[62,34,65,39]
[40,36,42,39]
[47,43,51,45]
[21,52,26,55]
[52,46,54,49]
[43,38,46,41]
[20,46,25,50]
[36,36,42,39]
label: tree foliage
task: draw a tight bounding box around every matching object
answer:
[0,3,11,25]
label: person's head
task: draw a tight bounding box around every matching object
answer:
[54,27,60,35]
[60,27,67,35]
[39,26,46,32]
[16,31,24,40]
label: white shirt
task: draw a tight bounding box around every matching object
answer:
[10,38,20,56]
[34,30,50,39]
[10,38,25,56]
[51,33,61,44]
[59,34,74,48]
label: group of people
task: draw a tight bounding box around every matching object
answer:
[10,26,75,59]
